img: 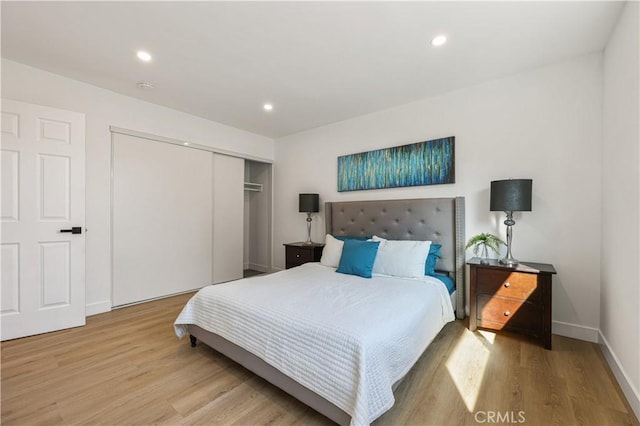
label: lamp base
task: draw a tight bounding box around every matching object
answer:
[499,257,519,266]
[305,213,313,244]
[501,212,518,267]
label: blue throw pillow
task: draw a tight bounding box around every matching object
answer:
[433,272,455,295]
[425,243,442,276]
[333,235,370,241]
[336,240,380,278]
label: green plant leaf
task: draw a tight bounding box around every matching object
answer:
[465,233,506,256]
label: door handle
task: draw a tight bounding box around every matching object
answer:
[60,227,82,234]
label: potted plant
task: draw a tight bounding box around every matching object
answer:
[465,233,506,263]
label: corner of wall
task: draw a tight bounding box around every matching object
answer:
[599,331,640,421]
[600,1,640,420]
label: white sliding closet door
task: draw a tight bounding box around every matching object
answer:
[112,133,212,306]
[212,154,244,283]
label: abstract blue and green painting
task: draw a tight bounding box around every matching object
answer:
[337,137,455,192]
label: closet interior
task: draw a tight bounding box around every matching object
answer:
[243,160,272,276]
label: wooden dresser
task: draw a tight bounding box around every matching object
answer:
[283,242,324,269]
[468,258,557,349]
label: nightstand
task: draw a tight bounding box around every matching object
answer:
[468,258,557,349]
[283,242,324,269]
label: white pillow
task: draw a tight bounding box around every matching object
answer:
[371,235,431,278]
[320,234,344,268]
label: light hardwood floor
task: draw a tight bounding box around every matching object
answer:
[1,292,637,426]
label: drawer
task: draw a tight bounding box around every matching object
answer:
[286,247,313,265]
[476,268,541,303]
[476,294,543,332]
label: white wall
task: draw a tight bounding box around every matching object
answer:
[2,59,274,315]
[601,1,640,418]
[274,53,603,339]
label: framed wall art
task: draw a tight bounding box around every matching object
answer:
[337,136,455,192]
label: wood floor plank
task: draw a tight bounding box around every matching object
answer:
[168,364,252,415]
[1,292,637,426]
[2,401,64,426]
[179,378,272,425]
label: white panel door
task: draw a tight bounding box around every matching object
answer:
[112,133,213,306]
[1,99,86,341]
[212,154,244,283]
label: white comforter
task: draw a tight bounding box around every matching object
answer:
[174,263,454,425]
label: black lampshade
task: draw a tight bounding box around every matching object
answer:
[490,179,532,212]
[299,193,319,213]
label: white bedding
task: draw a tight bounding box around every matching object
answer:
[174,262,455,425]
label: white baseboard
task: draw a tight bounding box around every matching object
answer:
[86,300,112,316]
[552,320,599,342]
[598,331,640,421]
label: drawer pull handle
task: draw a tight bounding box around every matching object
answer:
[296,254,300,258]
[504,282,511,288]
[504,311,510,317]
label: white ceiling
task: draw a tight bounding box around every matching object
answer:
[1,1,623,138]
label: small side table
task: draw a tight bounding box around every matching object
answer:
[283,242,324,269]
[468,257,557,349]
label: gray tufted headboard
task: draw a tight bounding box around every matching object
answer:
[325,197,465,319]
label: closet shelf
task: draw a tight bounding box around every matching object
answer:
[244,182,263,192]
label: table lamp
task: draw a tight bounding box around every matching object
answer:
[490,179,532,266]
[299,193,319,244]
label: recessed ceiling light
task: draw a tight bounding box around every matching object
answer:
[136,82,154,90]
[137,50,152,62]
[183,142,190,146]
[263,103,273,111]
[431,35,447,47]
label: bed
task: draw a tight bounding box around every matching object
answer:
[174,197,465,425]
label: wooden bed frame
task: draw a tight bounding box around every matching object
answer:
[187,197,465,425]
